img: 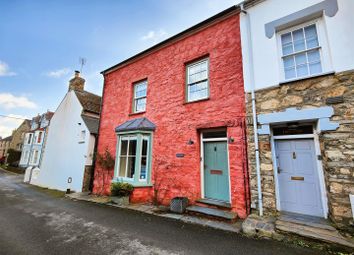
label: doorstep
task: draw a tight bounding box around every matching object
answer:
[275,212,354,249]
[65,192,242,233]
[242,212,354,250]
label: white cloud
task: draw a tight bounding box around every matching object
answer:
[0,61,16,77]
[0,93,37,109]
[141,29,168,43]
[0,114,28,138]
[45,68,70,78]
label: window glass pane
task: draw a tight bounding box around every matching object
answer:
[309,62,322,75]
[304,24,319,48]
[118,157,126,177]
[188,81,208,101]
[140,156,147,180]
[142,139,148,156]
[283,56,295,69]
[128,139,137,156]
[120,140,128,156]
[127,157,135,178]
[295,53,308,77]
[307,49,320,63]
[281,32,293,55]
[188,60,208,84]
[292,28,305,52]
[135,82,147,98]
[285,67,296,79]
[135,98,146,112]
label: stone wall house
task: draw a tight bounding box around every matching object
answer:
[240,0,354,231]
[19,111,54,169]
[9,119,30,152]
[93,6,251,219]
[0,136,12,159]
[30,71,101,192]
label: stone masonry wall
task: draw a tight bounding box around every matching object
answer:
[246,70,354,230]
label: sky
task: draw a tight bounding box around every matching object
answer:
[0,0,240,137]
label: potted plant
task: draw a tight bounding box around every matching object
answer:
[110,182,134,206]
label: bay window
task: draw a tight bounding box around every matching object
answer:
[115,133,152,185]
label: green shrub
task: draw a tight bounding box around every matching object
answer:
[110,182,134,197]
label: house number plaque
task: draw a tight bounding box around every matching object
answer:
[176,153,185,158]
[291,176,304,181]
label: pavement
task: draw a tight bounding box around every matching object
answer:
[0,168,321,255]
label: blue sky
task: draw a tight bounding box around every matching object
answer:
[0,0,239,137]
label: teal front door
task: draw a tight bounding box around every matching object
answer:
[203,141,230,202]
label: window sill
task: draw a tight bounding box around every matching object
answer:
[129,111,146,116]
[183,97,210,105]
[279,71,335,85]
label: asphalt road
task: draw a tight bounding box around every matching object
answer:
[0,169,321,255]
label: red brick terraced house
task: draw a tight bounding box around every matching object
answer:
[93,6,251,219]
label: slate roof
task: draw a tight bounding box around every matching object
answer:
[115,117,156,133]
[81,115,100,135]
[75,90,102,115]
[1,136,12,141]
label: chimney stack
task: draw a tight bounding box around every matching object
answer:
[68,70,85,91]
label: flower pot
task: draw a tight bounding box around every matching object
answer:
[111,196,129,206]
[170,197,189,214]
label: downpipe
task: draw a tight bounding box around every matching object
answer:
[240,2,263,216]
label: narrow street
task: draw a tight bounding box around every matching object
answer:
[0,169,320,255]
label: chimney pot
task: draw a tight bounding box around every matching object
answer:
[68,71,85,91]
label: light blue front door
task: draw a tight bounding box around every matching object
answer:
[203,141,230,202]
[276,139,323,217]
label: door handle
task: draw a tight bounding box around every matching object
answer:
[277,168,282,174]
[293,152,296,159]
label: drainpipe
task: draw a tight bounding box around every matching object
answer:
[240,3,263,216]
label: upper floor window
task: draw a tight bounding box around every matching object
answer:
[186,58,209,102]
[27,134,33,145]
[37,131,43,144]
[280,23,322,80]
[133,80,147,113]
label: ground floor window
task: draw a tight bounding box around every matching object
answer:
[115,133,152,185]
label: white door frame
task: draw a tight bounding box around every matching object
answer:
[270,126,328,218]
[200,133,231,203]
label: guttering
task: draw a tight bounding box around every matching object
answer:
[240,2,263,216]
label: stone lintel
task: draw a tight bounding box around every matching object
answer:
[257,107,339,135]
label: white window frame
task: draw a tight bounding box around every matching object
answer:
[36,131,43,144]
[276,18,333,83]
[27,133,33,145]
[114,132,152,186]
[186,58,209,102]
[133,80,147,113]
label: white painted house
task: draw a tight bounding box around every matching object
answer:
[240,0,354,230]
[31,71,101,192]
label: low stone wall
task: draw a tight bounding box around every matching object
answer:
[246,70,354,230]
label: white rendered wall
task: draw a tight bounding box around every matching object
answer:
[241,0,354,92]
[32,91,92,192]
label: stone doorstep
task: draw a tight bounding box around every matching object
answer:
[277,213,336,231]
[186,205,237,221]
[196,198,232,209]
[65,193,241,234]
[275,220,354,249]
